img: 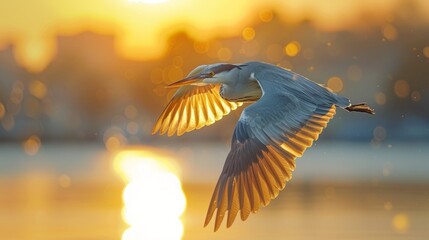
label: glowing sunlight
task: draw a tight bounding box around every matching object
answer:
[114,149,187,240]
[0,0,413,72]
[128,0,169,4]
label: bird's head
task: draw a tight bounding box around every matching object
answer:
[167,63,243,88]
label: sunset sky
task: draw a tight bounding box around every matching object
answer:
[2,0,428,72]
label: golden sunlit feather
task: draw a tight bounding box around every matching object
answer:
[152,85,242,136]
[205,105,337,231]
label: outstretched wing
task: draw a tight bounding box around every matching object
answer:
[152,84,243,136]
[204,65,348,231]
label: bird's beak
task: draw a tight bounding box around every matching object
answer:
[166,73,212,88]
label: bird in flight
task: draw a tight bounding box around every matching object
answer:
[152,61,374,231]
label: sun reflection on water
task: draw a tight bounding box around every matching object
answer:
[114,149,187,240]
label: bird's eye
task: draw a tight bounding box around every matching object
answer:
[209,71,215,77]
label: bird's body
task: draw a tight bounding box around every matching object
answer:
[152,61,374,231]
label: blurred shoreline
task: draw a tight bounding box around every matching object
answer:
[1,141,427,182]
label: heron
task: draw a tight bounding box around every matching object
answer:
[152,61,374,231]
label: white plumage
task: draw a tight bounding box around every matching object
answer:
[153,61,374,231]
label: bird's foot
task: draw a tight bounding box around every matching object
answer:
[345,103,375,115]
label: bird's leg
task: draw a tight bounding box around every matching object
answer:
[345,103,375,115]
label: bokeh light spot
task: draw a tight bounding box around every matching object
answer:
[1,114,15,131]
[126,122,139,135]
[410,91,421,102]
[373,126,387,141]
[382,24,398,41]
[392,213,409,233]
[393,80,410,98]
[14,36,56,73]
[327,76,344,92]
[0,102,5,119]
[423,46,429,58]
[375,92,387,105]
[124,105,138,119]
[284,41,301,57]
[29,80,47,99]
[259,9,273,22]
[10,81,24,105]
[22,135,41,156]
[242,27,256,41]
[104,128,128,151]
[106,137,121,151]
[193,41,209,54]
[217,47,232,61]
[384,201,393,211]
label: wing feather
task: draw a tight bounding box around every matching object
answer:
[214,176,228,231]
[251,163,270,205]
[177,98,189,136]
[205,65,347,231]
[238,173,251,221]
[226,178,239,227]
[167,100,183,136]
[152,85,242,136]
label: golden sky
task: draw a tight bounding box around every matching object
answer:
[0,0,428,72]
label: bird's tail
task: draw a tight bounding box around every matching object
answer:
[345,103,375,115]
